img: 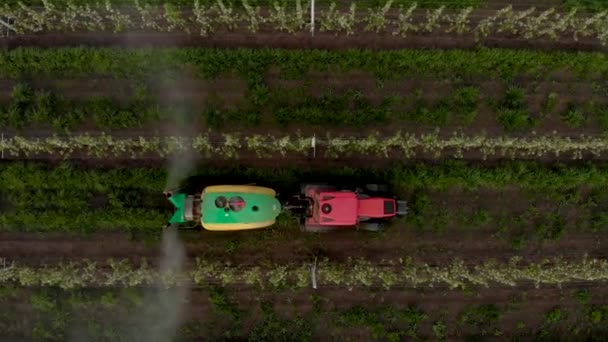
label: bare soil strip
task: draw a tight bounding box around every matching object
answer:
[1,31,605,52]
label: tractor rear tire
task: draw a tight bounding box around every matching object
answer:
[358,222,385,232]
[365,184,389,193]
[396,200,408,216]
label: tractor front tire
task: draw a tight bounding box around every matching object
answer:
[301,224,338,233]
[365,184,389,193]
[300,183,335,194]
[358,222,385,232]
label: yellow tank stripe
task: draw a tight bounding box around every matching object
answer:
[203,185,276,196]
[201,220,275,231]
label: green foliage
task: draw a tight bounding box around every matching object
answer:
[497,86,536,130]
[208,287,241,321]
[561,105,586,128]
[4,286,608,341]
[0,83,159,131]
[249,301,312,342]
[2,83,33,129]
[20,288,154,341]
[459,304,502,336]
[497,108,534,130]
[406,100,451,125]
[432,320,447,340]
[574,288,591,305]
[274,89,387,127]
[338,305,426,340]
[203,107,225,129]
[596,106,608,130]
[503,86,526,110]
[391,86,479,126]
[0,163,167,233]
[31,90,58,124]
[562,0,608,11]
[207,85,480,129]
[544,307,565,324]
[542,92,558,115]
[310,293,326,316]
[5,161,608,234]
[30,292,57,313]
[0,82,490,131]
[588,306,607,324]
[100,292,117,307]
[452,86,480,123]
[405,190,429,228]
[0,48,606,82]
[89,96,139,128]
[533,213,567,240]
[1,48,607,132]
[586,189,608,231]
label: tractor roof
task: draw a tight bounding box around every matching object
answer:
[358,198,396,218]
[200,185,281,231]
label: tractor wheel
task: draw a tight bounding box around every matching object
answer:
[301,224,338,233]
[358,222,385,232]
[365,184,389,193]
[300,183,334,194]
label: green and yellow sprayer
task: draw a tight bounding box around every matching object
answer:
[165,183,407,233]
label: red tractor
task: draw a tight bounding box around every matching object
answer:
[283,183,407,232]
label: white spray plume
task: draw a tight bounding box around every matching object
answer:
[164,129,198,192]
[162,81,200,192]
[127,226,189,342]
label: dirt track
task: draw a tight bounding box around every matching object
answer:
[1,28,605,52]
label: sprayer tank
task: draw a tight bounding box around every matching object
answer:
[200,185,282,231]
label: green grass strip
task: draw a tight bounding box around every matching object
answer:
[0,210,167,233]
[0,163,165,191]
[3,160,608,192]
[0,48,605,80]
[2,161,608,232]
